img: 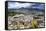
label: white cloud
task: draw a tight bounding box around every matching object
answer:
[8,2,31,9]
[8,2,44,10]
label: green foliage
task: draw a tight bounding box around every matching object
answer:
[8,12,25,16]
[8,12,16,16]
[31,19,38,28]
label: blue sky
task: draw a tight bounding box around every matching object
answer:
[8,2,45,10]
